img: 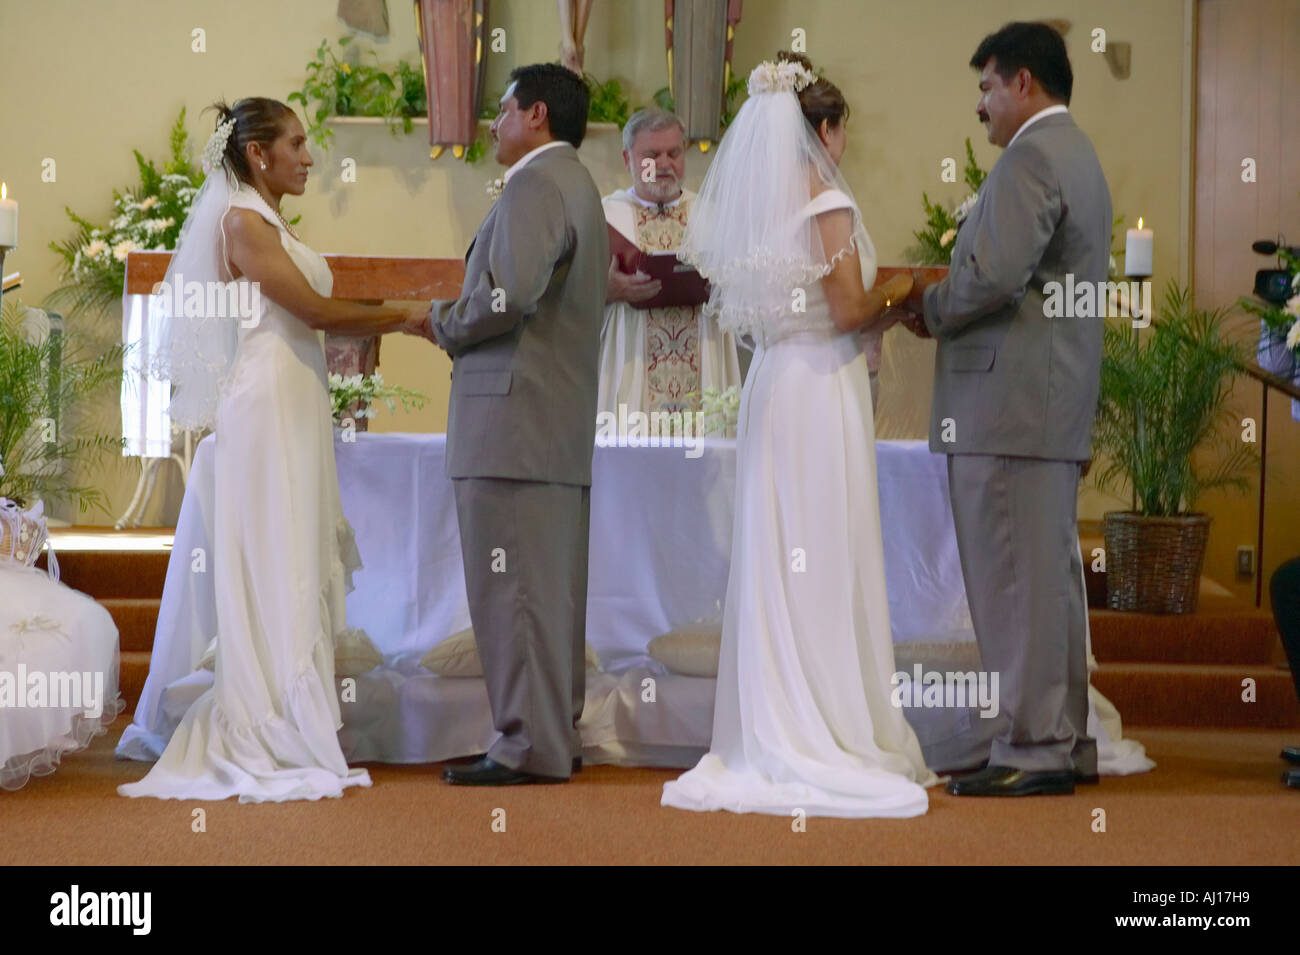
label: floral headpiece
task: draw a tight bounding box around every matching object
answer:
[747,59,817,96]
[202,116,236,174]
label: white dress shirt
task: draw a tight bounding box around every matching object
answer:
[502,140,569,183]
[1007,104,1069,148]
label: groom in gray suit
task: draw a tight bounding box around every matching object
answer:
[903,22,1112,796]
[410,64,609,784]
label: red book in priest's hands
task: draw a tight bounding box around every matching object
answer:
[607,224,710,310]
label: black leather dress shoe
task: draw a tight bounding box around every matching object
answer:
[1284,768,1300,789]
[1281,746,1300,765]
[572,756,583,773]
[945,765,1076,796]
[1076,771,1100,784]
[442,757,568,786]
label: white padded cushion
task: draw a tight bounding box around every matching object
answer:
[420,628,603,677]
[333,627,385,677]
[196,627,384,677]
[647,623,722,677]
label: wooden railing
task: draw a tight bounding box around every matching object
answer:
[124,249,945,300]
[1243,361,1300,607]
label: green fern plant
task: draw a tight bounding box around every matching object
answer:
[0,297,126,513]
[1092,283,1259,516]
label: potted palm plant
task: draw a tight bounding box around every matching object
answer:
[0,297,125,523]
[1091,283,1258,613]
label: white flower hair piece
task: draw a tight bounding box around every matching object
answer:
[747,59,817,96]
[202,116,236,174]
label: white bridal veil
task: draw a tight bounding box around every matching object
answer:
[678,59,877,338]
[148,122,241,432]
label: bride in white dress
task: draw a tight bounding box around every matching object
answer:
[118,99,428,802]
[661,55,939,818]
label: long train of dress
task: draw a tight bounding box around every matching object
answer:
[663,301,940,818]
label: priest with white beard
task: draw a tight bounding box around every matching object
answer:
[598,109,741,428]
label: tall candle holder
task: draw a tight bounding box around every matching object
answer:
[1121,271,1152,512]
[0,246,10,315]
[1125,272,1152,327]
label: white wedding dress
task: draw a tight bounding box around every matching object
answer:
[118,185,371,802]
[662,191,939,818]
[0,564,124,790]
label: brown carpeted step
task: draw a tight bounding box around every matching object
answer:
[119,650,153,716]
[1089,603,1280,665]
[1092,662,1300,728]
[100,598,160,653]
[39,549,170,600]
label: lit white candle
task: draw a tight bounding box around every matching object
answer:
[0,182,16,248]
[1125,217,1153,277]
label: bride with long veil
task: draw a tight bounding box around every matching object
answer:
[118,98,428,802]
[661,53,939,818]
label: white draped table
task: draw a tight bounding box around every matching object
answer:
[117,433,1151,774]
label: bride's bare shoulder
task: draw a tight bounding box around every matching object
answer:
[222,208,281,257]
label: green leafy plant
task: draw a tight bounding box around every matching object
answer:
[584,73,631,127]
[48,110,204,317]
[0,297,126,513]
[1091,283,1259,516]
[907,138,987,266]
[290,37,428,149]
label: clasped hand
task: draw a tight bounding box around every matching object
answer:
[393,302,433,340]
[883,271,933,339]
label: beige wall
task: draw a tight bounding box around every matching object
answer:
[1193,0,1300,609]
[4,0,1287,606]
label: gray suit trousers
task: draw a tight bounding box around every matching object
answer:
[946,454,1096,774]
[451,477,590,778]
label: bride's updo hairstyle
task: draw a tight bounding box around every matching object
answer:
[206,98,296,183]
[775,50,849,133]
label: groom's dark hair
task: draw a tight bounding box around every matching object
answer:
[508,63,590,148]
[970,22,1073,105]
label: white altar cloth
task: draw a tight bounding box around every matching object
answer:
[116,434,1150,775]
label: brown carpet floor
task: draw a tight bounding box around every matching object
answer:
[3,725,1297,865]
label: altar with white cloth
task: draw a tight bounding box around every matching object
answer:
[117,433,1150,774]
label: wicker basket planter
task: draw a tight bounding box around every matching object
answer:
[1103,510,1211,614]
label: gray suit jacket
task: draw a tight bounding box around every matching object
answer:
[922,112,1112,461]
[430,143,610,485]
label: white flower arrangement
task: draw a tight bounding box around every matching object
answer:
[657,386,741,438]
[328,371,427,422]
[50,109,205,313]
[111,239,138,262]
[699,385,741,436]
[747,59,816,96]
